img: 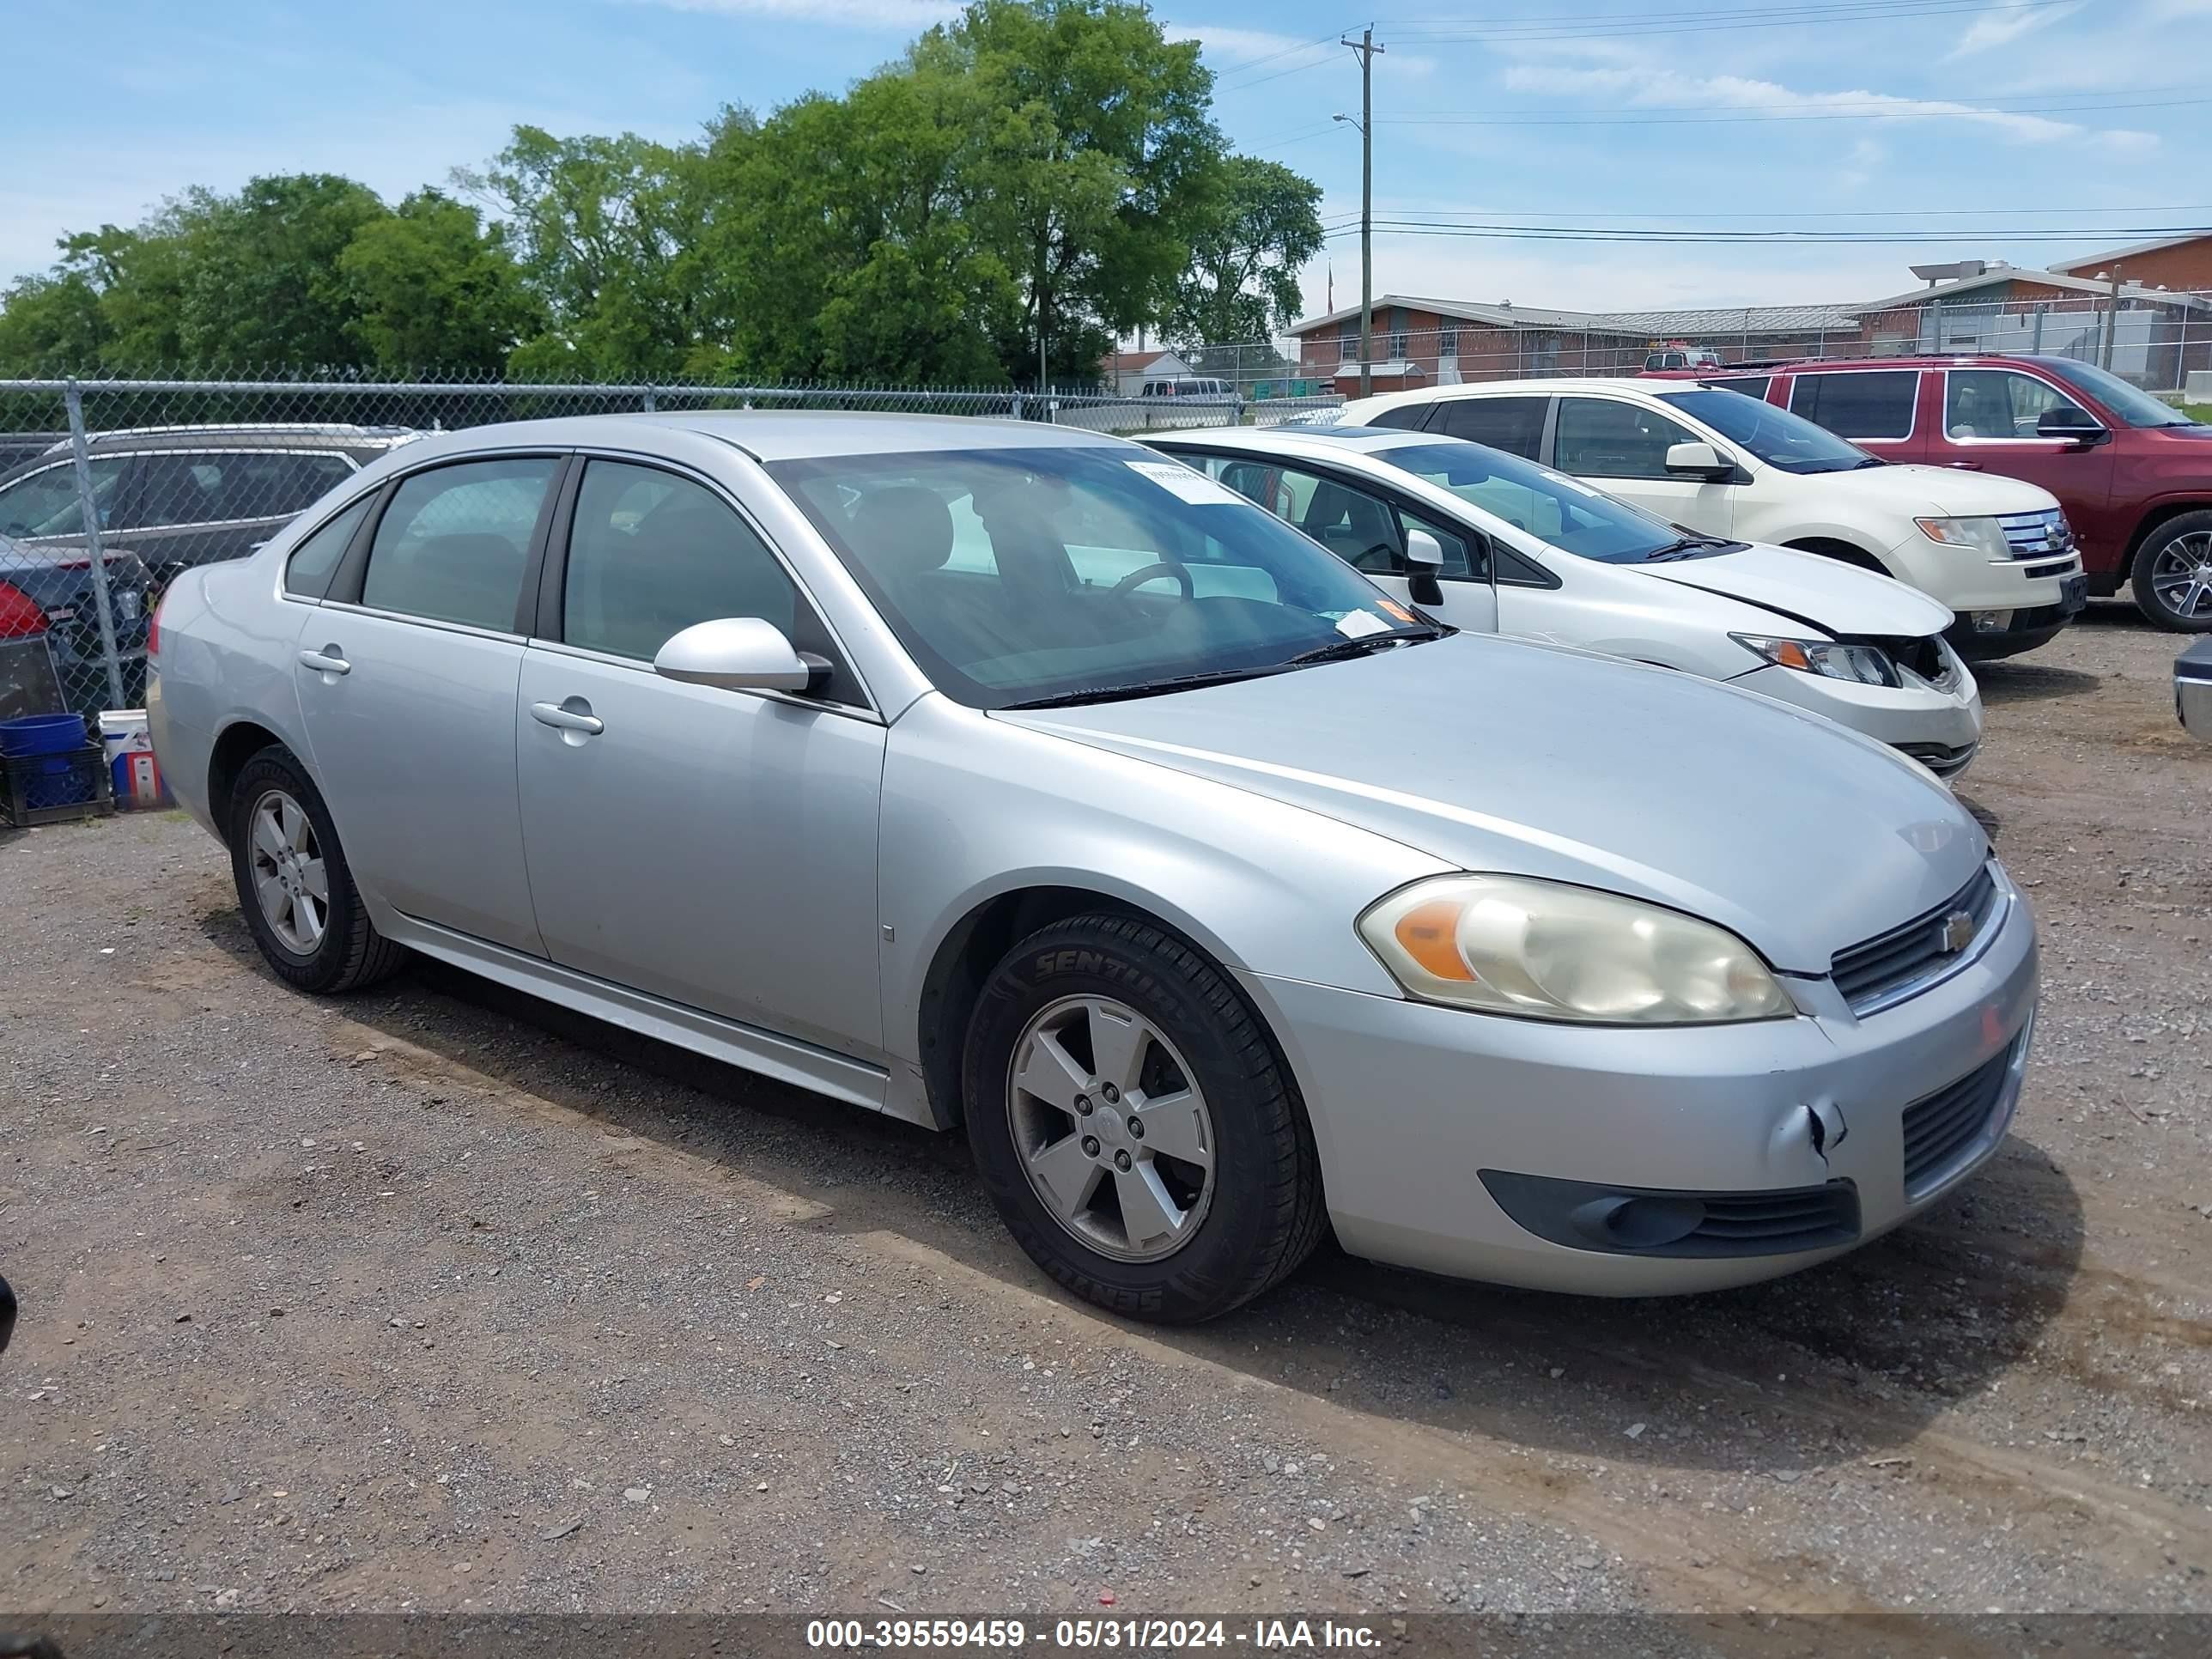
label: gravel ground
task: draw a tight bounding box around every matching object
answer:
[1,601,2208,1624]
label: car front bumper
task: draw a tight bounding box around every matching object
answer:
[1237,865,2038,1296]
[1730,660,1984,781]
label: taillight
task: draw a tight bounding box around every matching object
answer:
[0,579,46,641]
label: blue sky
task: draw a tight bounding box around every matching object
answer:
[4,0,2210,325]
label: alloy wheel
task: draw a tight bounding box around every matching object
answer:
[2150,531,2212,621]
[1005,994,1217,1262]
[247,788,329,953]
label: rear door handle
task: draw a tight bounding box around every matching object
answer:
[530,700,604,736]
[299,647,349,675]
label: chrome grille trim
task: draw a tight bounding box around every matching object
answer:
[1832,862,2007,1016]
[1994,508,2074,562]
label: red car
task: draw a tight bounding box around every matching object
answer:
[1644,355,2212,630]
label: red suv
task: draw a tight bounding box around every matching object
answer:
[1650,356,2212,630]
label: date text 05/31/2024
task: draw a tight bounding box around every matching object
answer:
[805,1618,1383,1650]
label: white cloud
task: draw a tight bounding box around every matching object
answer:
[1952,0,2086,57]
[624,0,957,27]
[1837,137,1886,192]
[1502,63,2154,149]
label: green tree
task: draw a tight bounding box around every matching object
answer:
[165,174,391,366]
[909,0,1225,383]
[1167,156,1324,348]
[457,126,709,379]
[337,190,541,372]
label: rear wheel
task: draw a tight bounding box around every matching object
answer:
[962,915,1325,1323]
[228,745,405,994]
[2130,512,2212,631]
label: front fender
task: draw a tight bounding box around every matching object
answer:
[877,695,1444,1070]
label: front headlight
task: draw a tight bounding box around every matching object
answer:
[1916,516,2012,560]
[1358,874,1796,1025]
[1731,633,1899,686]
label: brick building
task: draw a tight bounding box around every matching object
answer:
[2051,232,2212,295]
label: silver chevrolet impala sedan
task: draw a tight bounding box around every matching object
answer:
[148,414,2039,1323]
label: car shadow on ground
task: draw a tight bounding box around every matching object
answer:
[201,908,2087,1480]
[1975,661,2102,705]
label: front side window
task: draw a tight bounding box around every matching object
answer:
[1944,370,2088,441]
[283,495,374,599]
[2038,356,2197,428]
[1789,370,1918,441]
[1651,388,1877,475]
[562,461,799,662]
[0,458,128,539]
[134,450,359,527]
[1375,441,1698,566]
[360,457,558,631]
[1554,397,1699,480]
[773,447,1436,711]
[1208,459,1481,580]
[1428,395,1547,459]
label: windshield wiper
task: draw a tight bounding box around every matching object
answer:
[1643,536,1734,562]
[999,664,1291,710]
[1850,456,1887,469]
[1283,625,1449,666]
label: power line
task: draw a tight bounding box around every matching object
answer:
[1313,204,2212,222]
[1317,220,2212,244]
[1380,0,2086,45]
[1370,95,2209,127]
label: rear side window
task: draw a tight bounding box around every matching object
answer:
[1427,396,1547,459]
[361,457,558,631]
[283,496,373,599]
[1790,371,1918,440]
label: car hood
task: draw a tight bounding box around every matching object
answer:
[1794,461,2058,519]
[1641,541,1954,637]
[996,635,1986,974]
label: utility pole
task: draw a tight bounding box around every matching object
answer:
[2100,265,2122,370]
[1339,27,1383,398]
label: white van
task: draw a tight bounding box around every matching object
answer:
[1336,378,2087,660]
[1140,377,1235,404]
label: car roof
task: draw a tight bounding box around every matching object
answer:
[361,410,1142,465]
[1152,423,1430,455]
[1695,354,2078,374]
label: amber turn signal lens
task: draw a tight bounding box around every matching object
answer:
[1394,899,1477,981]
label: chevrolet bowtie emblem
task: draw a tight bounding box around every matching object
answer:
[1939,910,1976,953]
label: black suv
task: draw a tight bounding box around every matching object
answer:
[0,424,419,587]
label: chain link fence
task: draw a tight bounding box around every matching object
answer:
[1287,289,2212,392]
[0,374,1342,732]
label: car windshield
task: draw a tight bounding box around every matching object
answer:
[771,446,1438,710]
[1370,440,1705,564]
[2037,356,2198,428]
[1653,387,1879,473]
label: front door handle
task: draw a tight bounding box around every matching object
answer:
[530,699,604,736]
[1947,461,1984,471]
[299,646,349,676]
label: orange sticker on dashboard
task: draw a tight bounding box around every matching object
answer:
[1376,599,1417,624]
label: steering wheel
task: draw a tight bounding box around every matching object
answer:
[1112,560,1194,599]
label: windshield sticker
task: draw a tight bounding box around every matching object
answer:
[1126,459,1249,507]
[1334,609,1391,640]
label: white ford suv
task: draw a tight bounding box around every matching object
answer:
[1336,378,2087,660]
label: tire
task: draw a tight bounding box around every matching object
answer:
[962,915,1325,1323]
[2128,511,2212,631]
[227,744,406,994]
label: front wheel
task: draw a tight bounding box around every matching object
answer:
[228,745,405,994]
[962,915,1325,1323]
[2130,512,2212,631]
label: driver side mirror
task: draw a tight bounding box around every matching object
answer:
[653,617,832,696]
[2035,407,2109,447]
[1405,528,1445,569]
[1664,441,1736,481]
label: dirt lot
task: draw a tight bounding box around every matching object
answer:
[2,602,2208,1625]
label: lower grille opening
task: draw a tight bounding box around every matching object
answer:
[1480,1170,1861,1260]
[1901,1042,2016,1196]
